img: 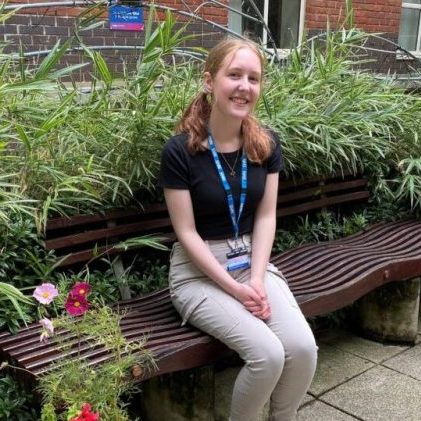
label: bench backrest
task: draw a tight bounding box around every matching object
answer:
[45,174,369,268]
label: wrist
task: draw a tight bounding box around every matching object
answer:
[249,276,263,286]
[225,278,241,298]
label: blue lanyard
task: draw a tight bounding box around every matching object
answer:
[208,132,247,241]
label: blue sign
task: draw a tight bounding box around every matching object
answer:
[109,4,144,32]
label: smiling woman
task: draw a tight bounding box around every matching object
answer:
[158,38,318,421]
[204,48,262,128]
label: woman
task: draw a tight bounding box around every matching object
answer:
[159,38,317,421]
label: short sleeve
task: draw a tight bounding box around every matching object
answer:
[159,135,190,189]
[267,131,284,173]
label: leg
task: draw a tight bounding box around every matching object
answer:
[264,267,318,421]
[172,280,286,421]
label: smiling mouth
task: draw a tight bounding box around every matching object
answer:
[231,97,249,104]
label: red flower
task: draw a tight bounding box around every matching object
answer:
[69,403,99,421]
[64,294,89,316]
[71,282,91,298]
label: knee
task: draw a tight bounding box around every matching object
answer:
[288,333,318,369]
[250,339,285,377]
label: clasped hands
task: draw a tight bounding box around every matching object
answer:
[234,281,271,320]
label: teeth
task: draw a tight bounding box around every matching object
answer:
[232,97,248,104]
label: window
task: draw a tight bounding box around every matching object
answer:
[229,0,305,51]
[399,1,421,55]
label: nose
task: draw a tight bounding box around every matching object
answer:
[238,76,250,91]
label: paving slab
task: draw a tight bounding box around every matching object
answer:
[309,342,374,397]
[317,329,408,363]
[321,365,421,421]
[383,342,421,380]
[299,394,314,407]
[297,400,357,421]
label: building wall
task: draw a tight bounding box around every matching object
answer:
[0,0,413,79]
[304,0,411,74]
[0,1,227,80]
[306,0,402,33]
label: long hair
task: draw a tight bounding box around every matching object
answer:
[175,38,273,164]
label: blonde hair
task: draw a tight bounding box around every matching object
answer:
[176,38,273,164]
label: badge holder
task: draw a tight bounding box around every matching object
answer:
[226,239,250,272]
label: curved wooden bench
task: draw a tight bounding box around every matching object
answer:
[1,219,421,384]
[4,174,419,386]
[273,219,421,316]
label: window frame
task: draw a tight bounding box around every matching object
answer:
[399,2,421,58]
[228,0,306,57]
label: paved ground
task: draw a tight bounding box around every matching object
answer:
[141,319,421,420]
[297,323,421,421]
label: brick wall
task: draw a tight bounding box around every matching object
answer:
[0,1,413,78]
[305,0,412,74]
[0,1,227,80]
[305,0,402,33]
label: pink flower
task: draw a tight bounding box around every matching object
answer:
[39,318,54,342]
[65,294,89,316]
[33,283,59,305]
[40,317,54,334]
[70,282,91,298]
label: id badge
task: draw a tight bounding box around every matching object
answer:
[226,247,250,272]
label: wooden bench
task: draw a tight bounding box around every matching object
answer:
[1,173,421,389]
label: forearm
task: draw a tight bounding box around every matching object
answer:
[250,214,276,283]
[176,230,240,297]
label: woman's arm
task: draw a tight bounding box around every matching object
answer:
[249,172,279,318]
[164,188,262,307]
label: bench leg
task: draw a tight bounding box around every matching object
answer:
[355,278,420,344]
[140,366,215,421]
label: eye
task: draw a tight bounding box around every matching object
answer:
[229,72,240,79]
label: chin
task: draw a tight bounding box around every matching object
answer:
[227,106,252,119]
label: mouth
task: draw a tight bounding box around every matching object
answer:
[230,97,249,105]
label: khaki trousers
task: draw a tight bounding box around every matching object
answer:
[169,235,318,421]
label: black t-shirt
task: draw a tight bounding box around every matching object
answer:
[159,131,283,240]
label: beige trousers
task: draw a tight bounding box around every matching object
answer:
[169,235,318,421]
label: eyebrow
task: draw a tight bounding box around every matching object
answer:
[227,67,261,75]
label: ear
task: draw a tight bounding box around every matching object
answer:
[203,72,213,93]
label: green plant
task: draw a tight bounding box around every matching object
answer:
[0,374,39,420]
[0,281,33,323]
[34,283,155,420]
[273,198,410,254]
[131,258,169,295]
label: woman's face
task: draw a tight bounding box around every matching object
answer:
[204,47,262,122]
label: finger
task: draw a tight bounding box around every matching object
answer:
[245,286,263,303]
[256,304,271,320]
[243,299,260,307]
[244,302,262,312]
[262,308,271,318]
[256,309,271,320]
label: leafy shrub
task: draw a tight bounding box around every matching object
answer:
[0,374,39,420]
[274,198,411,253]
[0,215,57,289]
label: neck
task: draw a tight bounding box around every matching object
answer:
[209,112,243,153]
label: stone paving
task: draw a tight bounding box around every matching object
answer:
[296,323,421,421]
[141,321,421,420]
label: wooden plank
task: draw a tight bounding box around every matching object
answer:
[54,234,175,267]
[46,204,168,231]
[45,217,173,250]
[277,191,369,217]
